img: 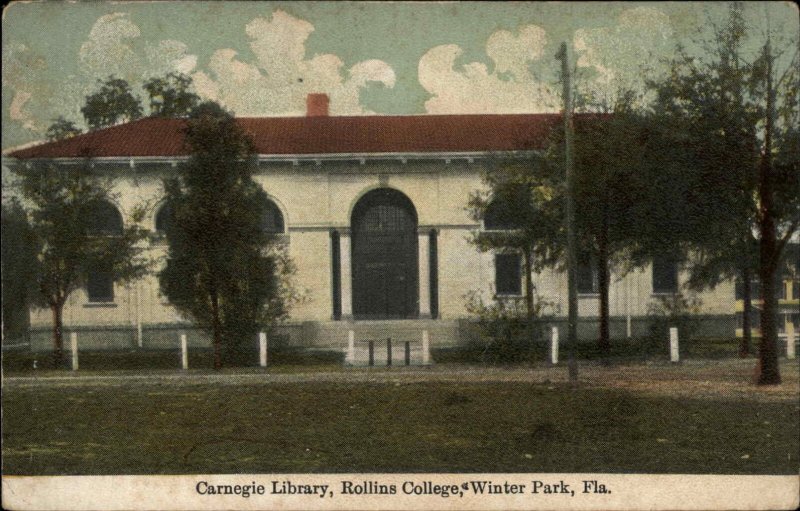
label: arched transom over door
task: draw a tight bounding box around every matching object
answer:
[351,188,419,319]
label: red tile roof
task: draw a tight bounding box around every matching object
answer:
[7,114,566,159]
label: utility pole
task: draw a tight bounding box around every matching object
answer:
[556,41,579,385]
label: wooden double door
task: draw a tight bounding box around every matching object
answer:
[351,189,419,319]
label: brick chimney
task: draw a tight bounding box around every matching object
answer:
[306,93,330,117]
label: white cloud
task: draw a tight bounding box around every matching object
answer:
[4,13,202,142]
[79,13,199,84]
[145,40,198,76]
[79,13,142,81]
[193,9,396,116]
[419,25,559,114]
[9,90,34,130]
[573,7,673,101]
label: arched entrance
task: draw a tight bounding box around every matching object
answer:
[351,188,419,319]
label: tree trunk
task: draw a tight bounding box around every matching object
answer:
[756,35,781,385]
[210,290,222,370]
[523,248,535,354]
[598,223,611,359]
[739,265,752,357]
[757,260,780,384]
[51,302,64,368]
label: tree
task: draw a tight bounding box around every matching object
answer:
[571,105,647,358]
[45,117,82,142]
[468,159,564,353]
[13,163,149,366]
[159,102,283,369]
[143,72,200,118]
[81,76,143,130]
[1,200,38,345]
[542,103,648,359]
[643,4,799,384]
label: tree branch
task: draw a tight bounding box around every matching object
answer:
[775,218,799,261]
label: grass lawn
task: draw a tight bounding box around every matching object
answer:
[3,367,798,475]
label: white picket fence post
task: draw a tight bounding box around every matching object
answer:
[347,330,355,365]
[259,332,268,367]
[180,333,188,370]
[70,332,78,371]
[422,330,430,365]
[550,326,559,365]
[786,323,796,360]
[669,327,679,363]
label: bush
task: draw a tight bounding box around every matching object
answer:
[463,290,555,364]
[647,293,702,342]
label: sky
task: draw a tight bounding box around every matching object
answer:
[2,1,798,151]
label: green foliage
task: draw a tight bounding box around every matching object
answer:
[640,3,798,284]
[45,117,82,142]
[18,164,149,307]
[1,200,39,342]
[467,159,563,268]
[81,76,143,130]
[12,163,149,363]
[545,99,652,355]
[158,101,287,367]
[647,293,702,343]
[639,4,798,383]
[547,103,651,268]
[143,72,200,118]
[464,290,556,364]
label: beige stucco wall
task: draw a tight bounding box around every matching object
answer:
[2,156,735,334]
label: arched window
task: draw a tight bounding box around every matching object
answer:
[85,200,121,302]
[262,200,285,234]
[155,202,173,234]
[86,200,123,235]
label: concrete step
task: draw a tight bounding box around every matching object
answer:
[345,341,431,367]
[301,319,461,350]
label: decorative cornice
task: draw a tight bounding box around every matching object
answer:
[2,150,540,169]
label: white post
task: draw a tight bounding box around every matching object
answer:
[70,332,78,371]
[422,330,430,365]
[669,327,679,363]
[259,332,268,367]
[625,276,632,338]
[347,330,355,365]
[340,231,353,319]
[181,333,188,370]
[135,281,143,348]
[418,231,431,317]
[550,326,559,365]
[786,323,796,360]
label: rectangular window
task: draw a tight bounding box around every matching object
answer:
[778,280,787,300]
[652,255,678,294]
[577,252,599,294]
[87,269,114,302]
[495,253,522,296]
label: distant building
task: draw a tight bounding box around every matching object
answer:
[2,94,736,352]
[735,245,800,342]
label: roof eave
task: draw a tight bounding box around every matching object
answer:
[4,150,543,168]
